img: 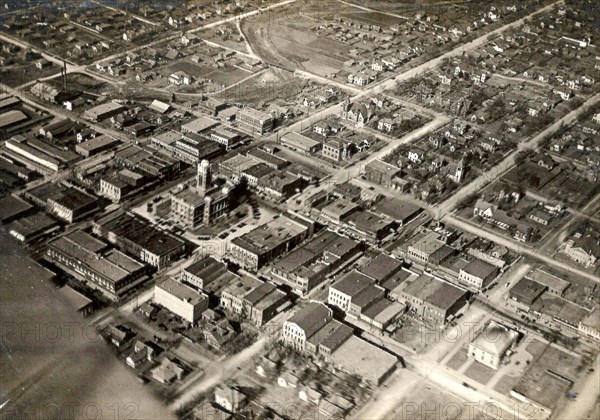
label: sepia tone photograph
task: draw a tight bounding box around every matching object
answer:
[0,0,599,419]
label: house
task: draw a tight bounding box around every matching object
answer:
[125,350,147,369]
[199,320,230,349]
[313,121,331,137]
[529,208,553,226]
[407,150,424,163]
[169,71,192,85]
[535,153,556,170]
[473,199,517,231]
[165,49,181,60]
[377,118,396,132]
[214,386,247,413]
[139,302,158,319]
[181,33,199,46]
[340,100,371,125]
[299,387,323,405]
[371,61,385,72]
[278,371,300,388]
[151,357,184,383]
[563,229,600,268]
[126,340,158,368]
[36,59,52,69]
[255,354,280,377]
[108,325,134,347]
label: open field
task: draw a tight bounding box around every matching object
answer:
[241,2,354,76]
[214,67,311,106]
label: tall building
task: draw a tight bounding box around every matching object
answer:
[197,159,211,191]
[170,160,230,228]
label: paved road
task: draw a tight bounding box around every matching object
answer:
[436,91,600,218]
[443,214,600,283]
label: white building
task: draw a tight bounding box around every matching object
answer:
[468,321,519,369]
[154,278,208,323]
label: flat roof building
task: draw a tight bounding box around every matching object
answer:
[271,230,362,295]
[181,256,229,290]
[228,211,314,271]
[320,199,359,224]
[76,135,120,157]
[26,182,98,223]
[93,210,187,269]
[154,278,209,323]
[181,116,219,134]
[372,197,422,226]
[281,132,322,154]
[468,321,519,369]
[0,195,34,223]
[458,258,499,291]
[329,336,397,386]
[281,302,332,352]
[359,253,403,284]
[508,277,547,310]
[9,212,60,243]
[46,231,148,300]
[84,102,125,122]
[328,270,376,312]
[399,274,470,326]
[237,107,273,134]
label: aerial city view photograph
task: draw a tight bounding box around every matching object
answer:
[0,0,598,419]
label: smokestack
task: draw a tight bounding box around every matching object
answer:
[63,59,67,91]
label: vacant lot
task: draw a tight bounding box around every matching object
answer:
[241,3,353,76]
[215,67,312,106]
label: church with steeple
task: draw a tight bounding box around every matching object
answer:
[447,155,467,183]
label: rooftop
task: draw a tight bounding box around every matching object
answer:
[529,269,570,294]
[373,197,422,222]
[404,275,468,311]
[9,212,58,236]
[471,321,519,357]
[362,299,405,325]
[510,278,547,303]
[49,231,145,285]
[321,199,359,219]
[96,211,185,257]
[181,116,219,133]
[0,195,33,222]
[156,278,208,306]
[58,285,92,311]
[76,135,120,153]
[462,258,497,279]
[231,212,312,255]
[331,270,375,297]
[359,253,403,282]
[282,132,322,150]
[0,110,28,129]
[286,302,332,339]
[329,336,397,384]
[28,182,97,211]
[238,106,272,122]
